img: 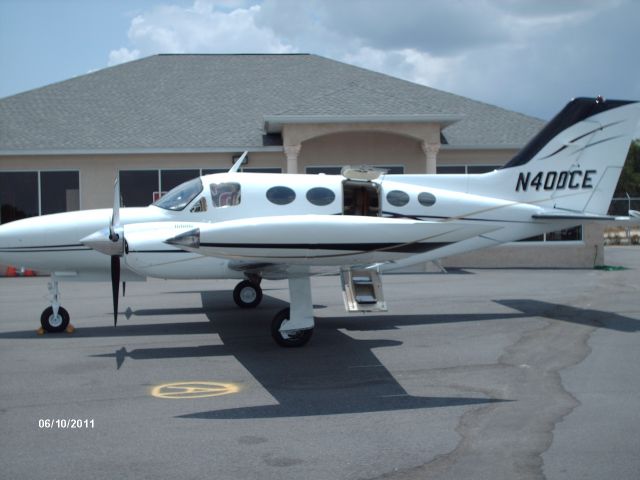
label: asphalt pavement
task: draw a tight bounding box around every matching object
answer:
[1,247,639,480]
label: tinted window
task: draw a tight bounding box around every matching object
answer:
[418,192,436,207]
[189,197,207,213]
[436,166,465,174]
[306,166,343,175]
[306,187,335,206]
[468,165,500,174]
[0,172,38,224]
[161,170,199,192]
[120,170,158,207]
[41,171,80,215]
[267,186,296,205]
[546,226,582,241]
[244,168,282,173]
[210,182,241,208]
[386,190,409,207]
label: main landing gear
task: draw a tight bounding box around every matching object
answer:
[232,275,313,347]
[40,276,70,333]
[233,279,263,308]
[270,277,314,348]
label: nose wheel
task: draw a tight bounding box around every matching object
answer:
[233,280,263,308]
[39,275,72,333]
[40,306,70,333]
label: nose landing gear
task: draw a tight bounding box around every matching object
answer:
[40,306,70,333]
[40,275,71,333]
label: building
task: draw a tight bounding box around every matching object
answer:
[0,53,601,270]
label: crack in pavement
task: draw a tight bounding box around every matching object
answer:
[369,299,598,480]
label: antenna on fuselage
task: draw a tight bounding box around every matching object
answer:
[228,151,248,173]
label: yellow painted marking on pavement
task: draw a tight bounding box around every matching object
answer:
[151,381,240,399]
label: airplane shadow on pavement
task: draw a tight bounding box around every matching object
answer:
[495,299,640,333]
[181,291,509,419]
[87,290,511,418]
[5,291,638,419]
[178,294,640,420]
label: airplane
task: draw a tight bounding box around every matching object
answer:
[1,96,639,347]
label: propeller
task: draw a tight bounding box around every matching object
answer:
[109,179,123,326]
[111,256,120,326]
[80,178,125,326]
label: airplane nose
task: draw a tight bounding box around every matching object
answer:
[0,211,110,270]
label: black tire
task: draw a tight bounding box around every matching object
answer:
[40,306,70,333]
[270,308,313,348]
[233,280,263,308]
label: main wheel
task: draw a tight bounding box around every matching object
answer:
[233,280,263,308]
[270,308,313,348]
[40,306,70,333]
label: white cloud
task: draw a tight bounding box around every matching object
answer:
[108,47,141,67]
[108,2,294,64]
[342,46,462,93]
[107,0,640,119]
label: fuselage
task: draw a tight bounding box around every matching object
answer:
[0,171,576,280]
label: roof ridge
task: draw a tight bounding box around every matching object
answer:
[157,53,311,56]
[309,54,544,122]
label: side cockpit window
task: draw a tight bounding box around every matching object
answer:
[210,182,241,208]
[189,197,207,213]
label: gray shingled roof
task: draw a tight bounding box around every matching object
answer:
[0,54,544,153]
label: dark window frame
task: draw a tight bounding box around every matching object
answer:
[0,170,80,224]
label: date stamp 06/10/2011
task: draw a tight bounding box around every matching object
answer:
[38,419,95,429]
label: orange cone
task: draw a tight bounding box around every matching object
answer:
[5,266,17,277]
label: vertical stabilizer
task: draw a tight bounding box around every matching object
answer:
[473,97,640,214]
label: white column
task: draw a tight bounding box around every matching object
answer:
[421,141,440,174]
[284,145,302,174]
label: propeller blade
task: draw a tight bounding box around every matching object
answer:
[109,178,120,241]
[111,255,120,327]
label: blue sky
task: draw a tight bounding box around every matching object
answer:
[1,0,639,119]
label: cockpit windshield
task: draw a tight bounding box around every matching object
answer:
[154,177,203,211]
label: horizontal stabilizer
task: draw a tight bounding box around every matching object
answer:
[532,211,616,221]
[533,209,640,223]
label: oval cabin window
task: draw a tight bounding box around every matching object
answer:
[306,187,336,206]
[386,190,410,207]
[266,186,296,205]
[418,192,436,207]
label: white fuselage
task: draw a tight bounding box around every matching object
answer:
[0,171,574,281]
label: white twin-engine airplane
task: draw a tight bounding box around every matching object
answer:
[1,97,639,347]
